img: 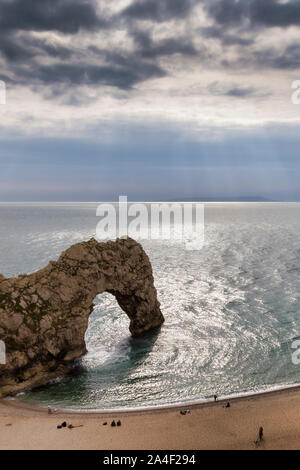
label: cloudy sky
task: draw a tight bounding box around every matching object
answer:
[1,0,300,201]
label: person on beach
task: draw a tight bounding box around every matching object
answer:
[254,426,264,447]
[214,394,218,402]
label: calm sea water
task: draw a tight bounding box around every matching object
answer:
[1,202,300,410]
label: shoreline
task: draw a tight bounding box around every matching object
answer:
[5,380,300,416]
[2,384,300,449]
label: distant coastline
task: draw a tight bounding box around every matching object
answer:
[170,196,273,202]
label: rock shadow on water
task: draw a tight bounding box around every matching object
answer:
[78,326,162,383]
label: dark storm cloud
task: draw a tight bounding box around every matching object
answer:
[207,0,246,26]
[89,30,197,62]
[26,37,73,59]
[0,0,102,71]
[132,30,197,58]
[207,0,300,28]
[121,0,198,23]
[3,0,300,95]
[254,43,300,69]
[0,34,73,62]
[200,26,254,46]
[0,0,170,91]
[208,81,259,98]
[0,0,105,33]
[16,61,166,90]
[225,87,255,98]
[250,0,300,27]
[0,35,36,61]
[202,1,300,71]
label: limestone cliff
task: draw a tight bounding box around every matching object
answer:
[0,237,164,397]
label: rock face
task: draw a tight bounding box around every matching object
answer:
[0,238,164,397]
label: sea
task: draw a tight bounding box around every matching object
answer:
[1,202,300,410]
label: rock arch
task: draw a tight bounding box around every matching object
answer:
[0,238,164,397]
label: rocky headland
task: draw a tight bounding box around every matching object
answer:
[0,237,164,397]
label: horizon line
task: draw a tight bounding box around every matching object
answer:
[0,200,300,204]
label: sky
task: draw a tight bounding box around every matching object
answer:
[1,0,300,201]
